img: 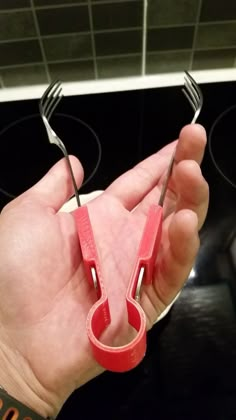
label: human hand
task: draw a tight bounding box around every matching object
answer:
[0,124,209,418]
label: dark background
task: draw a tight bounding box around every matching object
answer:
[0,80,235,419]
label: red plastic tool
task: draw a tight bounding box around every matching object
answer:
[73,203,163,372]
[40,73,203,372]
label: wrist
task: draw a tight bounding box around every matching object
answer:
[0,341,56,419]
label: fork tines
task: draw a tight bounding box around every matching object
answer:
[182,71,203,123]
[39,80,63,122]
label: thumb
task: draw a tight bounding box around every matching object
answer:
[27,156,84,211]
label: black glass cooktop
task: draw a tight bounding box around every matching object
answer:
[0,81,235,419]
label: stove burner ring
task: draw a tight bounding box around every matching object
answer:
[209,104,236,189]
[0,113,102,199]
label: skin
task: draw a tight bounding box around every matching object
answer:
[0,124,209,418]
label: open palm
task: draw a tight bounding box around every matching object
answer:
[0,125,208,417]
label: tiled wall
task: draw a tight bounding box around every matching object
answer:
[0,0,236,87]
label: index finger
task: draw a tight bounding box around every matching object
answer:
[106,124,207,212]
[105,141,175,211]
[175,124,207,165]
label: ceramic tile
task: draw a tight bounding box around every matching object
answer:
[49,60,95,81]
[36,5,90,35]
[97,54,141,77]
[196,23,236,49]
[193,49,236,70]
[0,0,30,9]
[43,34,92,61]
[0,64,47,86]
[0,11,36,41]
[147,26,194,51]
[92,1,143,31]
[95,30,142,56]
[200,0,236,22]
[147,50,191,73]
[148,0,199,26]
[1,0,236,85]
[0,40,42,66]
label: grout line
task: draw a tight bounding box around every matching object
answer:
[151,44,236,52]
[0,36,40,45]
[0,2,236,26]
[195,45,236,51]
[0,53,143,71]
[0,45,236,72]
[96,52,141,60]
[42,30,90,38]
[0,4,232,28]
[132,20,236,30]
[196,19,236,26]
[147,45,236,52]
[48,52,141,62]
[4,19,230,47]
[1,17,236,46]
[35,0,139,9]
[189,0,203,70]
[95,26,141,33]
[0,4,86,14]
[30,0,50,83]
[33,3,88,11]
[0,0,233,29]
[0,28,142,45]
[146,20,236,30]
[90,0,140,4]
[0,0,140,14]
[96,44,236,53]
[141,0,148,75]
[0,62,44,70]
[48,57,92,64]
[88,0,98,79]
[147,48,192,55]
[0,3,234,31]
[148,22,196,30]
[0,7,32,14]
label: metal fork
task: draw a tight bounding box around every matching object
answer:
[182,70,203,124]
[158,71,203,206]
[39,80,81,206]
